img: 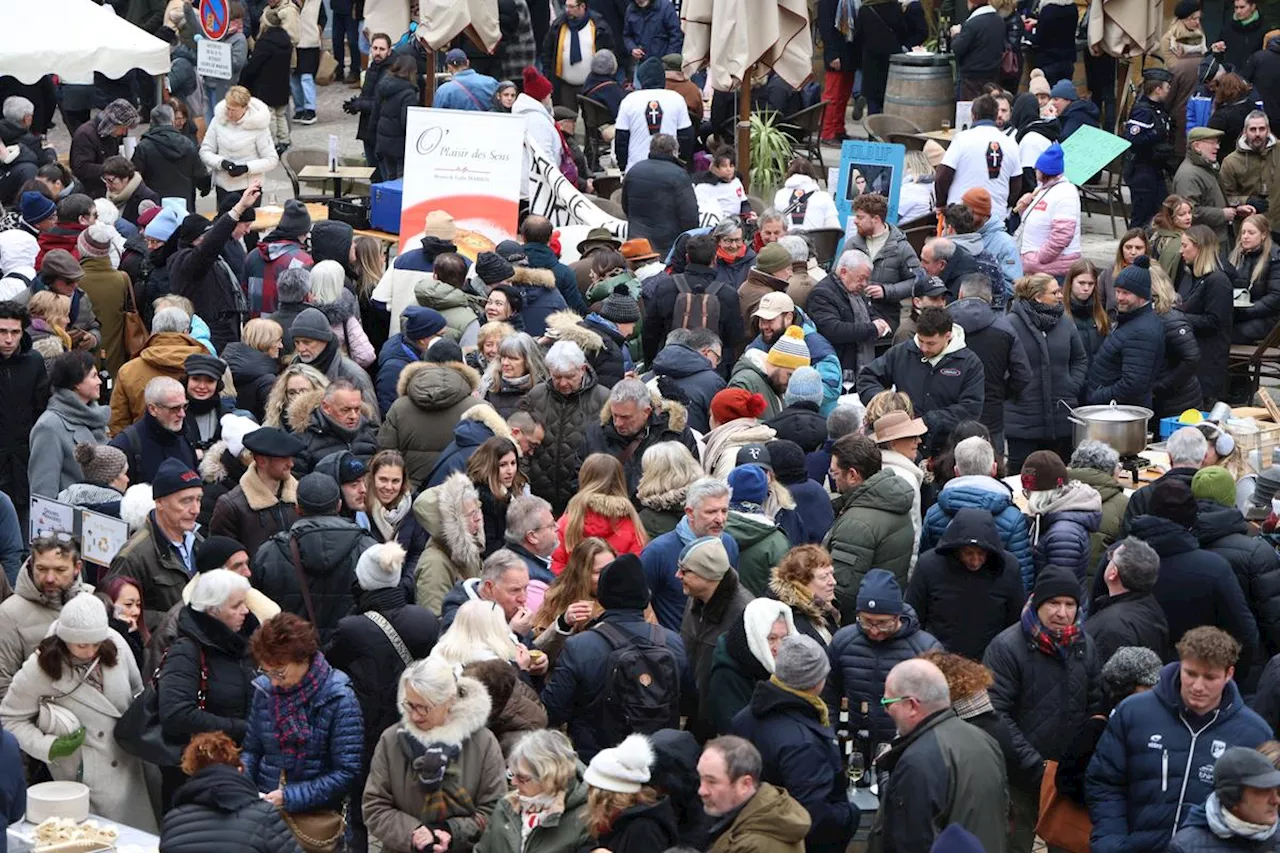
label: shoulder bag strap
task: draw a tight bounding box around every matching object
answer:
[288,536,320,628]
[197,648,207,710]
[363,611,413,667]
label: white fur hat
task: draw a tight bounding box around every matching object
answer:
[221,413,261,457]
[356,542,406,592]
[583,733,654,793]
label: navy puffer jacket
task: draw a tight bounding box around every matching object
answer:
[240,662,364,813]
[983,618,1102,774]
[921,475,1035,589]
[1196,501,1280,658]
[1028,482,1103,587]
[824,602,941,744]
[1087,662,1271,853]
[1004,298,1088,441]
[1085,300,1166,407]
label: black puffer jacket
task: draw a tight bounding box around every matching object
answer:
[765,402,828,453]
[949,297,1034,436]
[1176,267,1234,403]
[158,606,259,745]
[905,508,1026,662]
[372,73,419,160]
[1084,591,1170,662]
[1197,501,1280,657]
[1232,245,1280,343]
[1085,300,1166,407]
[1153,308,1204,418]
[252,517,379,643]
[983,618,1102,776]
[620,152,699,257]
[222,342,279,422]
[520,371,610,514]
[161,764,303,853]
[131,125,209,210]
[325,585,438,773]
[1005,298,1087,441]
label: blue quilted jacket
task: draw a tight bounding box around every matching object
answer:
[1086,662,1271,853]
[921,476,1034,590]
[241,664,364,813]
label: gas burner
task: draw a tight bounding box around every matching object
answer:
[1118,454,1151,486]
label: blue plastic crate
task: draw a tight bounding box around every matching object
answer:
[1159,413,1209,440]
[370,179,403,234]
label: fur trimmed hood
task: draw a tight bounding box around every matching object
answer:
[198,440,246,484]
[598,393,689,435]
[545,310,602,353]
[769,567,837,631]
[510,266,557,288]
[286,387,378,436]
[396,359,482,400]
[416,472,484,571]
[398,674,492,748]
[637,482,688,512]
[457,402,512,442]
[581,492,639,519]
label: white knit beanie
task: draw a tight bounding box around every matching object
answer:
[221,414,261,457]
[55,593,109,645]
[583,733,654,793]
[355,542,406,592]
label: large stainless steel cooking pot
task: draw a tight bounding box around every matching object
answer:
[1064,401,1154,456]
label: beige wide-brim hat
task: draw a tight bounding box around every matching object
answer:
[873,411,928,444]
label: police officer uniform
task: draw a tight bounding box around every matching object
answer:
[1124,67,1177,228]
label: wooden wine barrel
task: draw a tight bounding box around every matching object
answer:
[884,53,955,131]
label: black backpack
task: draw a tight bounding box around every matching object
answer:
[592,621,680,744]
[672,273,724,334]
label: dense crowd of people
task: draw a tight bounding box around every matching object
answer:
[7,0,1280,851]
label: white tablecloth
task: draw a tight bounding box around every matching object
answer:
[7,815,159,853]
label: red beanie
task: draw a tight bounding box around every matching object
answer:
[522,66,553,102]
[710,388,766,425]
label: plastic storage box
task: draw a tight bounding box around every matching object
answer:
[370,179,403,234]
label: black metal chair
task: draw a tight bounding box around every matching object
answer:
[577,95,613,172]
[779,101,830,171]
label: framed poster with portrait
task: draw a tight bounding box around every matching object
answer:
[834,140,907,229]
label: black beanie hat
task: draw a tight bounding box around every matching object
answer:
[1115,255,1152,301]
[1149,478,1199,529]
[1031,564,1080,608]
[196,535,248,574]
[597,553,651,610]
[475,251,515,285]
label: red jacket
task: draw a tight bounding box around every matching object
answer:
[36,223,86,268]
[550,498,647,574]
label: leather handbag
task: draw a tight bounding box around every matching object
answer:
[121,278,148,358]
[115,647,206,767]
[1035,760,1092,853]
[278,771,344,853]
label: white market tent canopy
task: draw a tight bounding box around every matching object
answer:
[0,0,171,85]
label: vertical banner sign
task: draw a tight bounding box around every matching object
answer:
[835,139,907,228]
[199,0,231,39]
[398,108,524,253]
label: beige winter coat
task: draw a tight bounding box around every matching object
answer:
[414,472,485,615]
[0,565,93,703]
[0,629,158,833]
[363,674,506,853]
[298,0,322,48]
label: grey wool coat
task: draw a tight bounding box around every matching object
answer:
[28,387,110,500]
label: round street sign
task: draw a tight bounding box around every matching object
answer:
[199,0,231,40]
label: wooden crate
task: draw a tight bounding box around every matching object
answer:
[1232,421,1280,473]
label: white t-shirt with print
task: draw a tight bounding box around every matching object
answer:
[941,122,1022,221]
[615,88,693,173]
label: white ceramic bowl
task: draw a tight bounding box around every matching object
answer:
[26,781,90,824]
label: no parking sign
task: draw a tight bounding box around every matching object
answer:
[199,0,231,40]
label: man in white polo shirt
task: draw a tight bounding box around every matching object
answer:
[615,56,694,172]
[935,94,1023,223]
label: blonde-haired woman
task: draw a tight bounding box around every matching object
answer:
[199,85,277,205]
[1230,213,1280,343]
[309,259,375,367]
[636,441,703,538]
[1150,261,1204,417]
[26,291,72,363]
[466,320,516,373]
[550,454,647,574]
[363,655,506,853]
[354,235,391,351]
[1196,421,1257,512]
[1177,225,1234,405]
[263,363,329,429]
[223,317,283,421]
[1152,195,1194,279]
[474,729,591,853]
[433,599,523,668]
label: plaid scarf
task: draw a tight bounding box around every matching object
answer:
[271,653,331,764]
[952,689,995,720]
[1020,599,1081,661]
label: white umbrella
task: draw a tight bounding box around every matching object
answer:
[417,0,501,53]
[0,0,170,84]
[1086,0,1161,58]
[680,0,813,186]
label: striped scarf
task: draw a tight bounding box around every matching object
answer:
[1019,599,1081,660]
[272,653,331,763]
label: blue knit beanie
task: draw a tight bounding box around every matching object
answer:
[1049,80,1077,100]
[1036,143,1065,177]
[1114,255,1152,300]
[784,366,824,407]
